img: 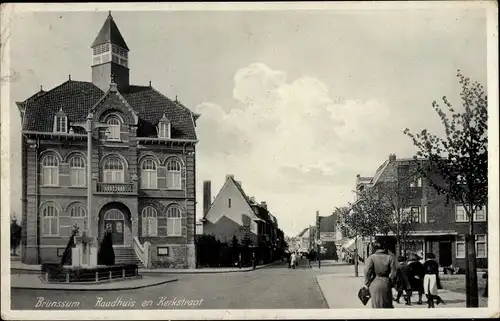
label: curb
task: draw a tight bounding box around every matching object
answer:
[11,277,178,291]
[314,276,330,308]
[140,261,282,275]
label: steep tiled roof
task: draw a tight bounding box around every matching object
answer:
[91,13,129,50]
[20,80,197,140]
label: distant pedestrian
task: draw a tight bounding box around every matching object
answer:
[252,252,256,269]
[238,253,242,269]
[363,241,397,309]
[291,252,297,269]
[408,253,425,305]
[394,256,412,305]
[423,253,445,308]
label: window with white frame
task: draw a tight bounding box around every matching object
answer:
[41,155,59,186]
[476,234,487,258]
[106,116,121,141]
[166,159,182,189]
[54,115,68,133]
[166,206,182,236]
[410,206,421,223]
[41,203,59,236]
[456,235,465,258]
[141,159,157,189]
[455,205,468,222]
[103,157,125,183]
[456,204,487,222]
[141,206,158,236]
[158,122,171,138]
[69,156,86,187]
[473,205,487,221]
[69,203,87,232]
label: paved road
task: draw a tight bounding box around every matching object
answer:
[11,260,332,310]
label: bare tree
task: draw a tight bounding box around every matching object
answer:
[1,3,17,85]
[404,70,487,307]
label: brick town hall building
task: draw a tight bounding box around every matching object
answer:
[16,13,199,268]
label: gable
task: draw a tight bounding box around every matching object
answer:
[92,89,138,125]
[204,178,259,231]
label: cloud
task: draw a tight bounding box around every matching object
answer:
[196,63,422,235]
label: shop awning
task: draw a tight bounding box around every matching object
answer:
[341,238,356,250]
[375,230,458,237]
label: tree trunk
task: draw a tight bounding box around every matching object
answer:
[395,235,401,256]
[465,217,478,307]
[354,237,359,277]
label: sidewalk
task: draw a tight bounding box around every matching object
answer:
[11,274,178,291]
[316,272,488,309]
[10,260,281,275]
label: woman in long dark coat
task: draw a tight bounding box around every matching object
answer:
[407,253,425,304]
[394,256,412,305]
[363,241,397,308]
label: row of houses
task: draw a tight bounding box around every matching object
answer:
[200,175,285,264]
[342,153,488,269]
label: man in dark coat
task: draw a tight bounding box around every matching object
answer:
[394,256,412,305]
[407,253,425,304]
[11,218,22,256]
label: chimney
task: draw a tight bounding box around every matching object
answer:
[237,181,242,187]
[261,201,267,210]
[203,181,211,215]
[249,196,256,204]
[225,174,234,181]
[389,154,397,162]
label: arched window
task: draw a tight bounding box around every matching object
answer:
[166,206,182,236]
[69,155,86,187]
[41,154,59,186]
[69,203,87,231]
[166,159,182,190]
[103,157,124,183]
[141,206,158,236]
[141,158,157,189]
[106,116,121,141]
[104,209,124,220]
[41,202,59,236]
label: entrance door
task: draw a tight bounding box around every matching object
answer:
[103,209,125,245]
[439,241,452,267]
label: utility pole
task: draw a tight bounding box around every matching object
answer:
[316,211,321,269]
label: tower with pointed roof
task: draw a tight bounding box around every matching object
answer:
[91,11,130,92]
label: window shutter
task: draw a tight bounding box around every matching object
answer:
[167,173,174,188]
[176,218,182,236]
[51,218,58,235]
[43,219,50,236]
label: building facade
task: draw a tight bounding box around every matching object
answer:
[201,174,284,262]
[357,154,488,269]
[16,13,199,268]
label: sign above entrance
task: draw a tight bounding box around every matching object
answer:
[320,232,335,242]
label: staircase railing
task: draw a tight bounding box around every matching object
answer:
[133,237,151,269]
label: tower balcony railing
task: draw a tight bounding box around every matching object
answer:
[96,182,136,194]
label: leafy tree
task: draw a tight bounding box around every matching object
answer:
[404,70,487,307]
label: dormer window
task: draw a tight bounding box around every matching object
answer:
[54,108,68,133]
[157,114,171,139]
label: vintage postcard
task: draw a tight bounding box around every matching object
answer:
[1,1,498,320]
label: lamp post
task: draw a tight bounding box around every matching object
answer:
[73,113,110,238]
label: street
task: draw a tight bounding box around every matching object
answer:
[11,260,331,310]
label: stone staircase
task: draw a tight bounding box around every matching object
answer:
[113,247,144,268]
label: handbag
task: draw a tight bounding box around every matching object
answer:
[358,286,370,306]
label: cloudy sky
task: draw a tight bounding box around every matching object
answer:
[6,4,487,236]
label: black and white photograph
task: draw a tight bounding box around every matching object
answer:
[1,1,498,320]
